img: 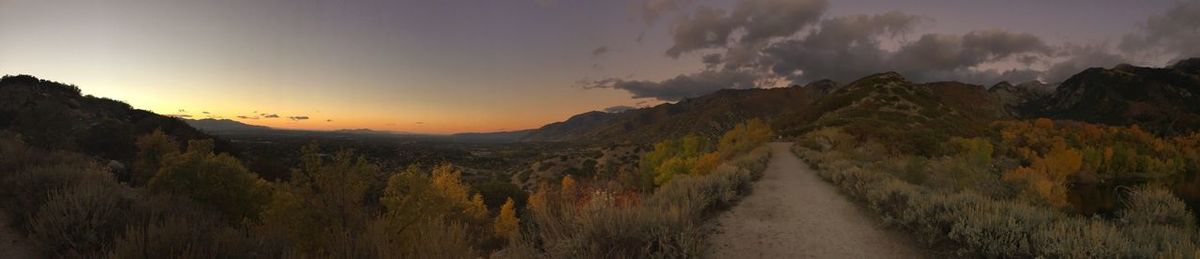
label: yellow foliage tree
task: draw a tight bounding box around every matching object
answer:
[493,197,519,240]
[133,129,179,186]
[1002,139,1082,209]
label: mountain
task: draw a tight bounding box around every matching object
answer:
[0,75,233,163]
[523,81,832,143]
[803,72,998,155]
[450,129,534,143]
[988,81,1054,117]
[184,118,271,133]
[1041,58,1200,134]
[522,111,619,142]
[331,128,407,135]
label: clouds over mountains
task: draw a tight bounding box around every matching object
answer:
[594,0,1195,102]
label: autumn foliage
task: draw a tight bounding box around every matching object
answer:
[640,119,773,188]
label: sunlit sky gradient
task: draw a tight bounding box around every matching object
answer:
[0,0,1178,133]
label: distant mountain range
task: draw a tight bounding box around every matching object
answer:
[6,57,1199,153]
[514,58,1200,144]
[183,118,272,133]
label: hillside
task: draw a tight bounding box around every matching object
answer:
[0,75,233,164]
[524,81,834,144]
[988,81,1053,117]
[185,118,272,133]
[1041,58,1200,134]
[803,72,999,155]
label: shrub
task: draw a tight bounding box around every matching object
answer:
[26,171,131,257]
[366,217,477,258]
[509,146,770,258]
[1119,186,1195,229]
[794,141,1200,258]
[131,129,179,186]
[147,140,270,221]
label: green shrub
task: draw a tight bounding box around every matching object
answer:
[147,140,270,221]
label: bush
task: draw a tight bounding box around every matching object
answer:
[366,217,477,258]
[793,141,1200,258]
[26,171,131,258]
[1119,186,1195,229]
[147,140,270,221]
[509,146,770,258]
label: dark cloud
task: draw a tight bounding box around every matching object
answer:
[603,105,636,113]
[1044,44,1128,82]
[665,6,740,58]
[287,116,309,121]
[262,114,280,118]
[236,115,260,120]
[886,30,1052,82]
[665,0,828,58]
[1120,1,1200,61]
[415,121,425,125]
[178,109,186,112]
[582,70,758,101]
[603,0,1171,103]
[326,119,333,122]
[701,53,723,68]
[591,46,609,57]
[755,11,923,82]
[202,111,210,114]
[169,114,192,118]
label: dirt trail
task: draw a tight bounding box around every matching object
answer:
[709,142,923,258]
[0,211,35,259]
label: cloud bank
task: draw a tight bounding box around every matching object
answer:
[592,0,1196,102]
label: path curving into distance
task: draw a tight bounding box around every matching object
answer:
[709,142,924,258]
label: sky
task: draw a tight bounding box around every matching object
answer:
[1,0,1196,134]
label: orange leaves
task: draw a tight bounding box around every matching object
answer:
[1034,118,1055,130]
[561,175,578,198]
[1041,140,1083,181]
[640,118,770,188]
[1003,139,1082,209]
[691,152,722,176]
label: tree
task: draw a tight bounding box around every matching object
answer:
[1002,139,1082,209]
[259,143,381,254]
[147,139,269,221]
[133,129,179,186]
[493,198,519,240]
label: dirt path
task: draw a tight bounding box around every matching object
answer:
[0,211,35,259]
[709,142,923,258]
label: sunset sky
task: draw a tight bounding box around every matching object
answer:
[1,0,1192,134]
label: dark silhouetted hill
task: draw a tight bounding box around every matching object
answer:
[0,74,233,163]
[1041,58,1200,134]
[185,118,272,133]
[450,129,533,143]
[523,82,830,144]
